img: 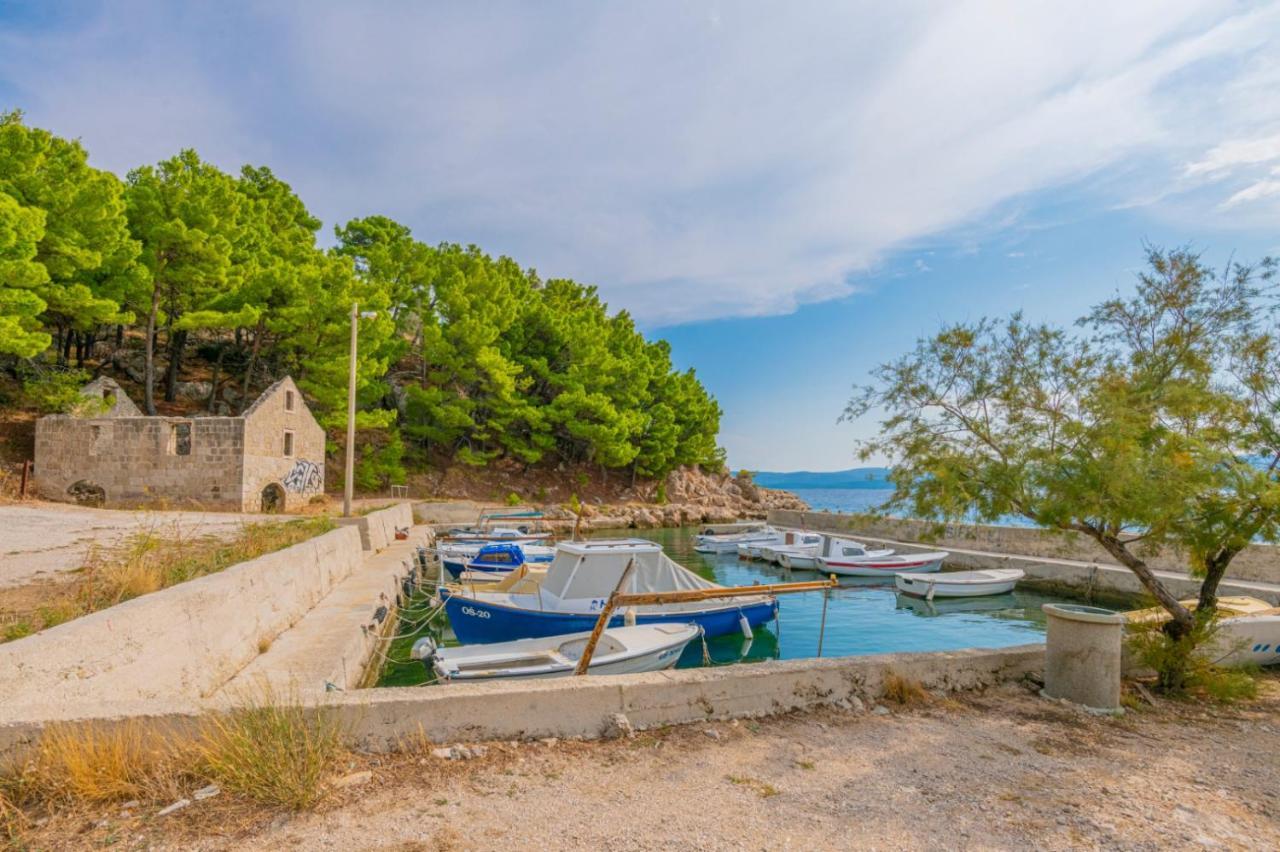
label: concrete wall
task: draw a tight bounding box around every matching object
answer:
[34,414,245,509]
[769,509,1280,585]
[241,377,326,512]
[336,502,415,552]
[0,525,364,712]
[0,644,1044,755]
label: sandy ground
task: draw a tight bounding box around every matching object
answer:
[0,503,291,589]
[24,676,1278,851]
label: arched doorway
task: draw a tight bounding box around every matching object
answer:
[260,483,286,513]
[68,480,106,507]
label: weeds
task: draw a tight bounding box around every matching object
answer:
[0,517,333,643]
[1126,615,1259,703]
[882,671,931,706]
[726,774,779,798]
[197,693,346,809]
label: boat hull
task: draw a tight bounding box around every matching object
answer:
[818,553,946,577]
[1208,615,1280,668]
[443,593,777,645]
[432,625,700,681]
[894,569,1022,598]
[779,553,819,570]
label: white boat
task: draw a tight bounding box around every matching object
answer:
[412,623,701,681]
[736,529,789,560]
[1125,597,1280,668]
[694,522,779,554]
[895,568,1024,599]
[760,532,825,565]
[816,537,947,577]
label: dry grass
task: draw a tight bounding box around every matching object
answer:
[0,516,333,643]
[196,693,347,810]
[882,671,932,706]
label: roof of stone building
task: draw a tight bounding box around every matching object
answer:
[55,375,308,421]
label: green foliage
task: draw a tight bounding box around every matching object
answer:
[505,491,522,506]
[19,366,93,413]
[0,113,725,492]
[1125,616,1258,701]
[851,246,1280,684]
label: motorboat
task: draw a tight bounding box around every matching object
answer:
[816,537,947,577]
[694,522,778,554]
[442,539,778,644]
[895,568,1023,599]
[736,530,788,560]
[444,510,554,545]
[760,532,825,565]
[439,542,555,577]
[1125,596,1280,668]
[411,623,701,681]
[780,534,885,571]
[440,542,557,581]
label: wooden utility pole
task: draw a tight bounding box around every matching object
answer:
[344,302,358,518]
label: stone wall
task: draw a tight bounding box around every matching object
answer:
[33,415,245,509]
[241,377,327,512]
[0,525,364,712]
[767,509,1280,586]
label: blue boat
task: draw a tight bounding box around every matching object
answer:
[442,539,779,645]
[441,542,555,580]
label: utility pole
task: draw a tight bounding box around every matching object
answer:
[344,301,358,517]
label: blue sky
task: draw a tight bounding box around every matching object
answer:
[3,1,1279,470]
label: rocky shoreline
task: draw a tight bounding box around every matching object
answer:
[526,467,808,531]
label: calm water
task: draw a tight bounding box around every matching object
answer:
[376,525,1076,686]
[788,487,1037,528]
[623,527,1074,668]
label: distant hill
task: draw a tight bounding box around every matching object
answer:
[747,467,892,490]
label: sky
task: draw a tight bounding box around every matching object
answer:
[3,1,1279,471]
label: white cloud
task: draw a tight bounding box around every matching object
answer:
[2,1,1278,324]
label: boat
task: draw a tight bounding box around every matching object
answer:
[438,542,555,577]
[1125,596,1280,668]
[760,532,825,565]
[694,522,779,554]
[895,568,1024,599]
[411,623,701,681]
[443,510,554,545]
[442,539,778,644]
[816,537,947,577]
[440,542,557,581]
[736,529,788,560]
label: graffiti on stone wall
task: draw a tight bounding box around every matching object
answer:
[282,459,322,494]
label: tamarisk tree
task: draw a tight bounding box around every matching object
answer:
[846,248,1278,684]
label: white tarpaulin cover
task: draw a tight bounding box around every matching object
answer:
[541,540,718,602]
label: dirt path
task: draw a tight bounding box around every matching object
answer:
[29,677,1278,851]
[0,503,291,589]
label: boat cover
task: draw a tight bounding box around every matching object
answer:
[540,541,718,603]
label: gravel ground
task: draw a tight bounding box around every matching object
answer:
[33,676,1278,851]
[0,503,291,588]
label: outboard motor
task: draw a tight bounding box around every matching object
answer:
[410,636,438,664]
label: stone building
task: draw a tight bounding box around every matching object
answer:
[34,377,326,512]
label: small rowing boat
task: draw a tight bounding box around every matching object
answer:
[412,623,701,681]
[814,536,946,577]
[894,568,1023,599]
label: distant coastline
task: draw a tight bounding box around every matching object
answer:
[748,467,890,491]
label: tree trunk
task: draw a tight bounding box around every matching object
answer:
[115,324,124,347]
[207,345,225,412]
[61,328,74,366]
[1092,532,1195,637]
[1195,548,1237,616]
[74,331,86,368]
[144,287,161,415]
[240,317,265,413]
[163,329,187,403]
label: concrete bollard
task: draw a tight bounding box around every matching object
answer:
[1041,603,1126,711]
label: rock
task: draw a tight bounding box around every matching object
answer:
[333,771,372,788]
[847,696,866,713]
[431,747,458,760]
[120,800,140,810]
[872,705,891,716]
[192,783,220,801]
[157,798,191,817]
[704,728,722,740]
[540,737,559,747]
[605,712,635,739]
[174,380,213,400]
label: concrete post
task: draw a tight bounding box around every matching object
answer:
[1042,603,1126,711]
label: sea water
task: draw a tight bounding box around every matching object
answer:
[624,526,1073,669]
[377,524,1077,685]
